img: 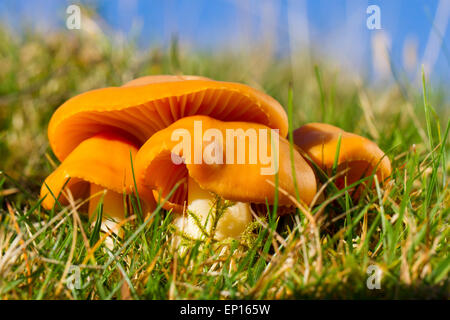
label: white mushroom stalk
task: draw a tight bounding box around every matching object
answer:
[88,184,125,248]
[174,177,252,241]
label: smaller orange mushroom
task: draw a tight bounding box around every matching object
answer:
[40,133,155,242]
[135,115,317,241]
[293,122,392,195]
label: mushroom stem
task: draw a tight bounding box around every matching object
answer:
[174,177,252,241]
[88,184,125,247]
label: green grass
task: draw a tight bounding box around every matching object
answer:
[0,23,449,299]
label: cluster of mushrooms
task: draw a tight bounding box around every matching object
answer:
[40,75,392,243]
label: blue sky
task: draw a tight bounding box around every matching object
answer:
[1,0,449,84]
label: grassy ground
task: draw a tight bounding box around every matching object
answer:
[0,24,449,299]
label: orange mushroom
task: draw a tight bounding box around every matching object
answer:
[135,115,317,240]
[293,123,392,195]
[41,75,289,240]
[40,133,154,238]
[48,75,289,162]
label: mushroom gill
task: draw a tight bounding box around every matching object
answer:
[48,75,289,161]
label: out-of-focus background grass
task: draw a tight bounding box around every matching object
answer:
[0,1,448,299]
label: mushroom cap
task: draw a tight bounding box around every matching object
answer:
[135,115,317,213]
[48,75,288,161]
[40,132,155,210]
[293,122,392,189]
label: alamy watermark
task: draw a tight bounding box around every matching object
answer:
[366,5,381,30]
[66,4,81,30]
[66,4,381,32]
[66,265,90,290]
[170,120,280,175]
[366,264,382,289]
[66,265,81,290]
